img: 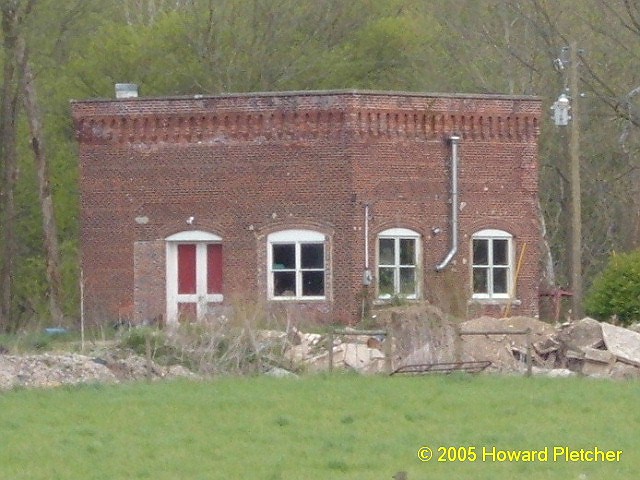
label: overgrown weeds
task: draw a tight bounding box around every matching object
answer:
[117,300,295,376]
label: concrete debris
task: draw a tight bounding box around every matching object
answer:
[581,347,615,377]
[610,362,640,380]
[0,353,195,391]
[532,367,576,378]
[283,330,388,374]
[583,346,615,364]
[341,343,385,372]
[264,366,298,378]
[601,322,640,367]
[533,337,560,355]
[4,307,640,388]
[557,317,604,352]
[279,305,640,379]
[363,305,640,379]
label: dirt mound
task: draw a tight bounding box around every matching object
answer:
[458,316,557,372]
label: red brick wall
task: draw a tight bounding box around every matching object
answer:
[72,91,542,324]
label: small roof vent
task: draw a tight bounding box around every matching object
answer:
[115,83,139,99]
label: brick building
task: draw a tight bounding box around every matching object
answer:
[71,90,542,325]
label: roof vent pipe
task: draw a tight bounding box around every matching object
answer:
[115,83,139,99]
[436,134,461,271]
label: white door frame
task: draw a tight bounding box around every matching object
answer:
[165,230,223,324]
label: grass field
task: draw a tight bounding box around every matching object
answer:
[0,374,638,479]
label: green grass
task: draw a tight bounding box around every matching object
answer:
[0,330,75,353]
[0,374,637,479]
[0,326,117,354]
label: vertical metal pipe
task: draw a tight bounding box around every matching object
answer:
[436,135,461,271]
[362,203,372,286]
[364,203,370,270]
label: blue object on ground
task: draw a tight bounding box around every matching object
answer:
[44,327,68,335]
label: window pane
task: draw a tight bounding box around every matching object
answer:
[378,267,395,297]
[493,239,509,265]
[177,244,196,294]
[399,268,415,296]
[273,271,296,296]
[399,239,416,266]
[493,267,508,294]
[272,244,295,269]
[473,239,488,265]
[207,243,223,294]
[302,271,324,296]
[473,267,488,293]
[301,243,324,269]
[379,238,395,265]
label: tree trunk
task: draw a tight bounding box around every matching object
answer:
[0,4,22,330]
[0,75,19,330]
[19,42,65,325]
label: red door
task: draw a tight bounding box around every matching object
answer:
[171,242,223,323]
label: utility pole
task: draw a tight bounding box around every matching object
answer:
[552,42,582,319]
[569,41,582,319]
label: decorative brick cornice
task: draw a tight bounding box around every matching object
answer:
[71,90,541,145]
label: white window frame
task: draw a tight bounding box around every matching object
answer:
[165,230,223,324]
[377,228,420,300]
[267,229,326,301]
[471,229,514,300]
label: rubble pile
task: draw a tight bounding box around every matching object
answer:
[0,352,195,391]
[283,328,387,374]
[3,305,640,389]
[273,305,640,379]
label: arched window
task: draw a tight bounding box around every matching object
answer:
[267,229,326,300]
[166,230,223,323]
[377,228,420,299]
[471,229,513,299]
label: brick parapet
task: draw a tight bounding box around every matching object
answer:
[72,91,541,146]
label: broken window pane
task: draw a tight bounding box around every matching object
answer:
[399,239,416,266]
[493,239,509,265]
[399,268,415,296]
[379,238,395,265]
[301,243,324,269]
[378,267,395,297]
[493,267,508,293]
[473,239,488,265]
[273,244,295,269]
[273,271,296,296]
[302,271,324,296]
[473,267,488,293]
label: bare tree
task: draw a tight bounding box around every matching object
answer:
[0,0,31,329]
[0,0,64,327]
[18,41,65,325]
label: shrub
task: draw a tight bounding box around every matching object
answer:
[120,327,167,356]
[585,250,640,325]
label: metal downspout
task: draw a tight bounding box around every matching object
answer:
[363,203,372,285]
[436,135,461,271]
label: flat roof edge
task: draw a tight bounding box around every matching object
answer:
[70,89,542,105]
